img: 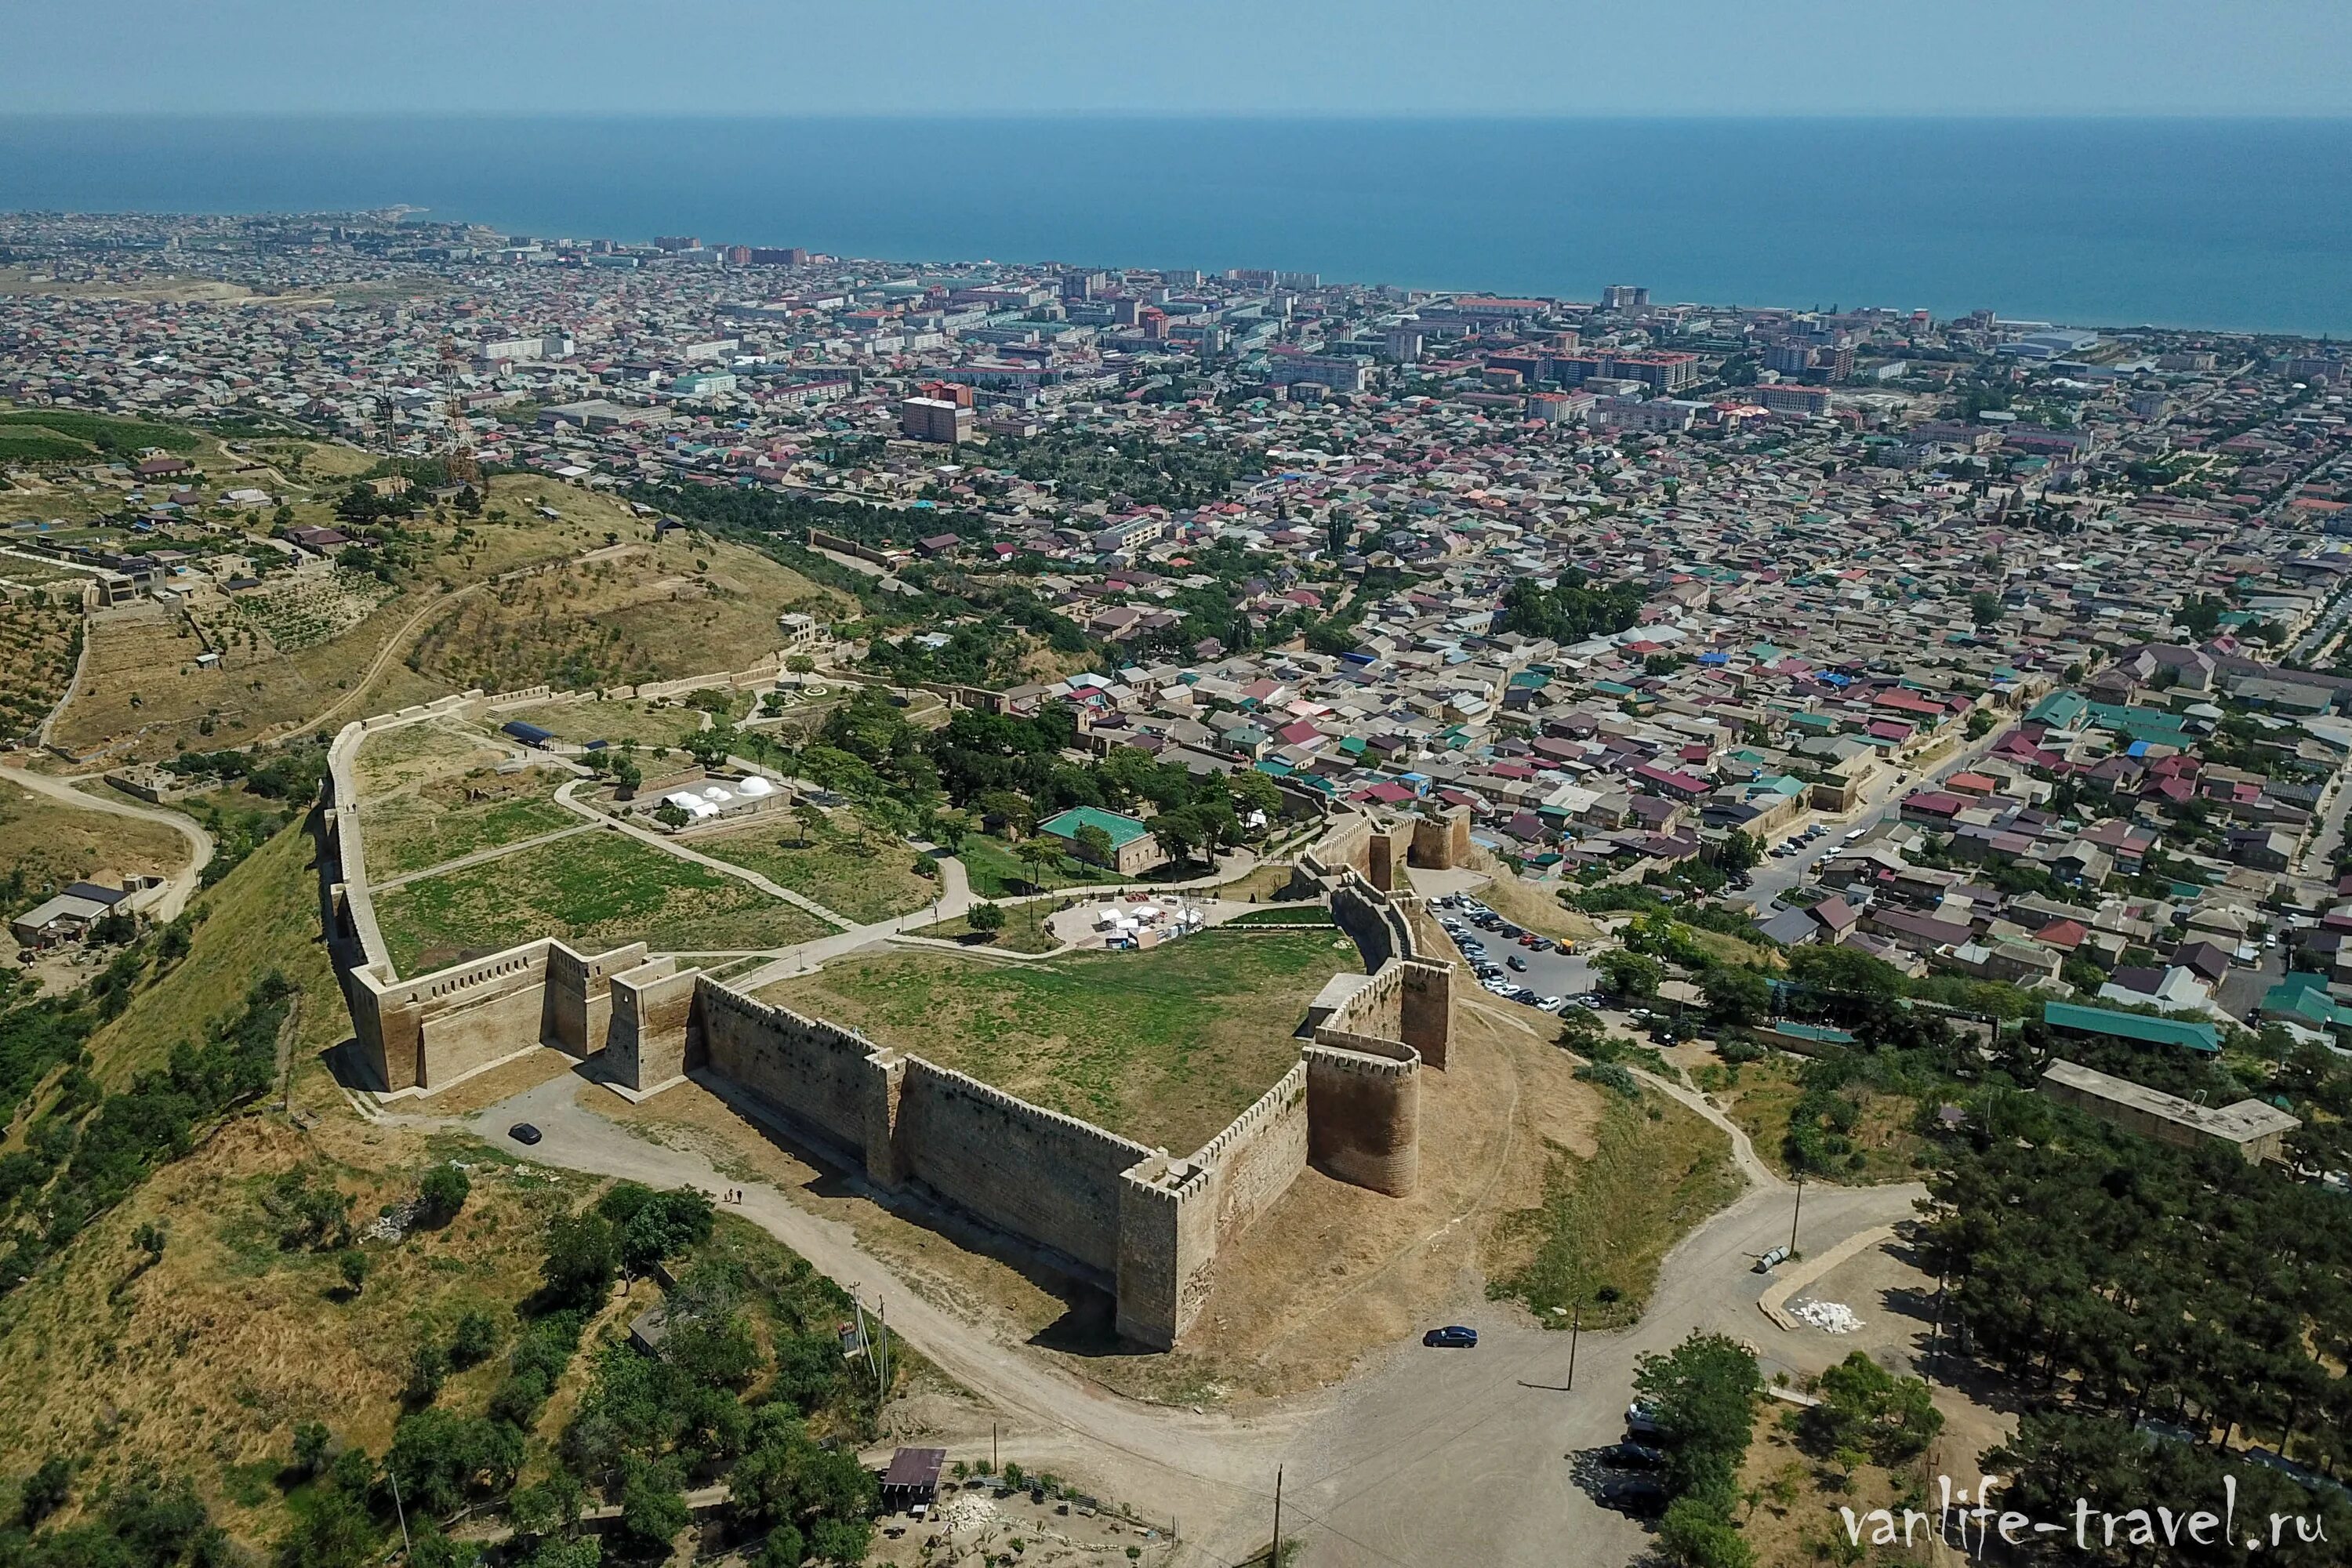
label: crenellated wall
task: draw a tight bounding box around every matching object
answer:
[1304,1035,1420,1196]
[895,1059,1154,1276]
[694,983,877,1155]
[340,935,651,1095]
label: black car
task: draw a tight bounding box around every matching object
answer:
[508,1122,543,1146]
[1599,1475,1670,1516]
[1422,1324,1479,1348]
[1599,1442,1669,1470]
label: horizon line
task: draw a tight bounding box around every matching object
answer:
[6,108,2352,123]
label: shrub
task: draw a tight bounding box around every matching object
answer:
[448,1309,501,1368]
[417,1162,471,1225]
[1573,1062,1641,1099]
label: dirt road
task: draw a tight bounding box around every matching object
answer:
[0,764,215,920]
[437,1050,1920,1568]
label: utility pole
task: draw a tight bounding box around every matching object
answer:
[1566,1302,1582,1391]
[387,1470,413,1560]
[1272,1465,1283,1567]
[992,1422,998,1475]
[1789,1171,1806,1258]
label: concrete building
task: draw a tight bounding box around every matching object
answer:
[899,396,973,445]
[1036,805,1166,874]
[2038,1058,2298,1164]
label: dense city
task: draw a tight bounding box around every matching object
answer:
[5,205,2352,1568]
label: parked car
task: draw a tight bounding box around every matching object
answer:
[1538,996,1566,1012]
[1599,1475,1670,1516]
[1508,956,1528,971]
[1423,1325,1479,1348]
[1600,1442,1669,1470]
[508,1123,543,1146]
[1624,1403,1670,1440]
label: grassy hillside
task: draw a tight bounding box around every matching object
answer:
[74,816,343,1090]
[408,532,840,694]
[0,782,191,917]
[45,470,847,763]
[0,810,911,1561]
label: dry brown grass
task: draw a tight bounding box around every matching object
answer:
[0,804,614,1541]
[44,474,838,763]
[1454,849,1606,945]
[408,533,842,695]
[0,778,191,902]
[1693,1051,1928,1185]
[51,592,436,761]
[0,596,79,745]
[0,1112,602,1548]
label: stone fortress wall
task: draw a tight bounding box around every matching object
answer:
[319,727,1472,1348]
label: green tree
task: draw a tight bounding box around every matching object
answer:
[337,1248,369,1296]
[1719,830,1760,873]
[407,1340,451,1406]
[1968,590,2004,629]
[539,1210,619,1306]
[417,1161,470,1225]
[1595,949,1664,999]
[19,1455,71,1526]
[1073,822,1116,868]
[292,1421,335,1478]
[1229,769,1285,833]
[278,1475,379,1568]
[1657,1496,1755,1568]
[966,902,1007,936]
[1701,967,1772,1028]
[1634,1331,1762,1509]
[1146,811,1202,870]
[1017,836,1063,889]
[1803,1351,1943,1465]
[448,1310,500,1369]
[618,1458,691,1557]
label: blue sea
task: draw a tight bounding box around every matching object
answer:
[2,115,2348,336]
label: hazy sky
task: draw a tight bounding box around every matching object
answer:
[15,0,2352,118]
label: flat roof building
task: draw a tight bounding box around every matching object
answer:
[2038,1058,2298,1164]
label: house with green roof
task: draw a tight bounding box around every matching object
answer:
[1036,805,1167,875]
[2026,690,2088,729]
[2042,1000,2222,1054]
[2257,971,2352,1036]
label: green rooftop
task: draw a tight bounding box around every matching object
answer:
[2042,1000,2221,1054]
[1036,805,1151,849]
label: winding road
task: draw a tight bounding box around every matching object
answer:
[411,1001,1918,1568]
[0,764,215,921]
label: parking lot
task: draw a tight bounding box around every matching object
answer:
[1430,893,1595,1014]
